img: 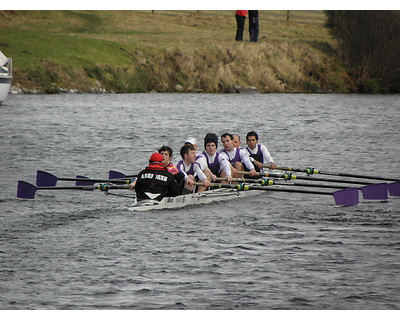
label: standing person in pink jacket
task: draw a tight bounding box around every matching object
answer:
[235,10,248,41]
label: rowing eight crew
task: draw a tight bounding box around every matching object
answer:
[130,131,276,202]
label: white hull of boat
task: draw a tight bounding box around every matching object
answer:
[0,52,12,105]
[128,187,264,212]
[0,77,12,105]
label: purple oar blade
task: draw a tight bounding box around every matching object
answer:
[75,175,95,187]
[109,170,126,180]
[388,181,400,196]
[17,181,37,199]
[361,183,388,200]
[36,170,58,187]
[333,188,359,206]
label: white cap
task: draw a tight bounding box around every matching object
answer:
[185,137,197,146]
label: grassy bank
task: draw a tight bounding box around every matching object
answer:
[0,10,351,93]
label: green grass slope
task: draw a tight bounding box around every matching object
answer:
[0,10,351,93]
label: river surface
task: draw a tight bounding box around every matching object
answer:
[1,93,399,310]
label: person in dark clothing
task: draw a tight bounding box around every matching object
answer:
[235,10,248,41]
[249,10,259,42]
[130,153,181,202]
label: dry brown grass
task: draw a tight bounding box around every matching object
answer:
[147,40,335,93]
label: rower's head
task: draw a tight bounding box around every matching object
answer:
[204,132,218,142]
[204,133,218,149]
[232,134,241,148]
[158,145,173,165]
[246,131,259,149]
[149,153,164,165]
[180,144,196,164]
[204,136,218,155]
[221,133,234,151]
[185,137,197,150]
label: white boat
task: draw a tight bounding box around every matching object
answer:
[0,51,12,105]
[128,186,264,212]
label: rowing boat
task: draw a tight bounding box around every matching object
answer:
[17,169,400,207]
[128,186,263,212]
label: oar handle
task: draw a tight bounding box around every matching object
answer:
[263,164,319,175]
[74,177,134,186]
[215,177,350,189]
[237,171,297,180]
[97,184,130,191]
[196,181,334,194]
[215,177,263,183]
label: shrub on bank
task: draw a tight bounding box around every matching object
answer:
[325,10,400,93]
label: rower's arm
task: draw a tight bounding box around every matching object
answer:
[239,149,255,170]
[260,144,274,164]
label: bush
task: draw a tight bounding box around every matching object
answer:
[325,11,400,92]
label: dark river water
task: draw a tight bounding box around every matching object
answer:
[1,93,399,310]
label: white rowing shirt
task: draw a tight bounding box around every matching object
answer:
[221,147,255,171]
[176,160,207,181]
[199,152,232,177]
[247,144,274,164]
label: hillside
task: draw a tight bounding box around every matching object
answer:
[0,10,351,93]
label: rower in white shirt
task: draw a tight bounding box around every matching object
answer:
[245,131,277,172]
[220,133,257,178]
[173,136,214,181]
[176,144,211,193]
[200,133,233,182]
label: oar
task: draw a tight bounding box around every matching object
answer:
[388,181,400,196]
[17,180,130,199]
[36,170,133,187]
[264,164,400,182]
[195,182,359,206]
[237,171,389,201]
[266,165,400,197]
[215,177,355,189]
[238,170,374,185]
[109,170,138,180]
[216,177,388,200]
